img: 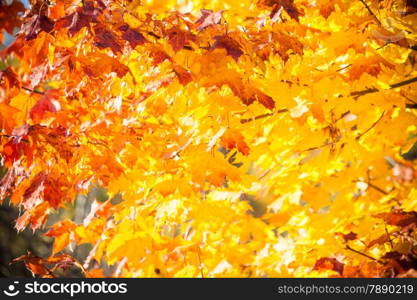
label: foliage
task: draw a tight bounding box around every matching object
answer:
[1,0,417,277]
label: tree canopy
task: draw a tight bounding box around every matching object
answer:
[1,0,417,277]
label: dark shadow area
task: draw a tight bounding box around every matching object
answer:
[0,203,51,277]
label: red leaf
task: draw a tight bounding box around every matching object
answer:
[221,128,250,156]
[30,89,61,122]
[173,65,192,85]
[253,88,275,110]
[15,202,49,232]
[149,48,172,66]
[22,172,46,210]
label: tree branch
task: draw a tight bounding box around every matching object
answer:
[351,76,417,99]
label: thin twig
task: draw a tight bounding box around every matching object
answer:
[197,247,205,278]
[351,76,417,99]
[240,109,288,124]
[356,111,385,140]
[385,225,394,249]
[345,245,382,263]
[367,182,389,195]
[359,0,382,26]
[22,87,45,95]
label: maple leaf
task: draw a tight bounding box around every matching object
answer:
[149,48,172,65]
[195,9,223,31]
[22,172,46,210]
[166,26,195,52]
[5,0,417,279]
[46,220,76,254]
[173,65,193,85]
[336,231,358,242]
[94,24,122,54]
[0,161,24,202]
[119,24,147,48]
[12,252,54,278]
[0,0,25,42]
[314,257,344,275]
[212,35,243,61]
[221,128,250,156]
[57,1,101,36]
[259,0,303,21]
[15,202,49,232]
[374,210,417,228]
[30,89,61,123]
[22,14,54,41]
[3,139,28,168]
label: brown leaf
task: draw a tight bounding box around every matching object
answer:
[405,0,417,14]
[367,233,390,248]
[119,24,147,48]
[46,254,85,274]
[314,257,344,275]
[336,231,358,242]
[382,252,417,274]
[94,24,122,54]
[173,65,192,85]
[253,88,275,110]
[212,35,243,61]
[12,252,54,278]
[22,14,54,41]
[166,26,195,52]
[259,0,303,21]
[374,210,417,228]
[57,1,101,36]
[149,48,172,66]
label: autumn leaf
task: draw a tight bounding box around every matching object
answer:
[212,35,243,61]
[57,1,102,36]
[22,14,54,41]
[30,89,61,123]
[3,0,417,279]
[195,9,223,31]
[94,24,122,54]
[314,257,344,275]
[119,24,147,48]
